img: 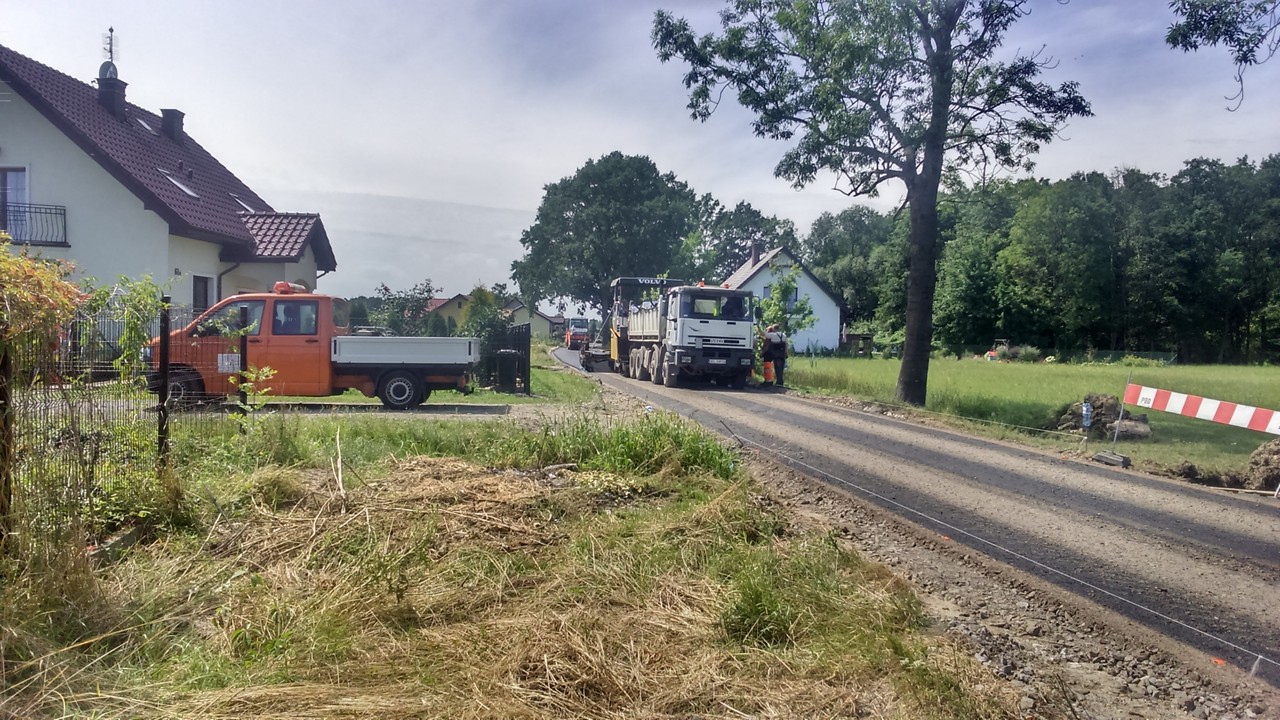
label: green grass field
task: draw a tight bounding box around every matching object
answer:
[788,355,1278,481]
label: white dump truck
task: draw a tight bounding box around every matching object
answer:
[593,277,757,388]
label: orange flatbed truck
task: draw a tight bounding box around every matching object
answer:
[146,282,479,409]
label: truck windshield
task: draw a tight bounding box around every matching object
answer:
[679,293,750,321]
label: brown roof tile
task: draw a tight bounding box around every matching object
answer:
[240,212,336,271]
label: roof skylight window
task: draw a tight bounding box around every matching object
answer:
[136,117,157,134]
[229,193,255,212]
[158,168,199,198]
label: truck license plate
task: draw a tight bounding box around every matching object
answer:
[709,358,726,365]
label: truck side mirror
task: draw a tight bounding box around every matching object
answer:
[754,306,763,320]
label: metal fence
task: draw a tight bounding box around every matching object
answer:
[473,322,531,394]
[0,305,534,559]
[0,301,234,558]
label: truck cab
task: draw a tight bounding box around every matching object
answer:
[564,317,591,350]
[149,282,350,401]
[606,277,756,388]
[149,282,477,408]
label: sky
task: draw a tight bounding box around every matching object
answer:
[3,0,1279,301]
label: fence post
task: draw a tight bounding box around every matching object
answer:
[237,305,248,432]
[520,323,532,395]
[157,295,171,468]
[0,308,11,554]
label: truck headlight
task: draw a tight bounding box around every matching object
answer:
[740,357,752,365]
[680,355,692,364]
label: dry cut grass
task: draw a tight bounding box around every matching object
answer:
[3,443,1025,719]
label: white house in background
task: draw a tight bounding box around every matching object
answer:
[0,43,336,310]
[503,298,562,340]
[722,246,842,352]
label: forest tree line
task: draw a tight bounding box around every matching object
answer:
[801,155,1280,364]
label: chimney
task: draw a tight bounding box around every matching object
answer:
[96,61,127,119]
[161,109,185,144]
[750,243,760,266]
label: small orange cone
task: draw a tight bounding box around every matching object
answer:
[762,360,775,384]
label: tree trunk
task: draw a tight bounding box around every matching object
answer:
[895,7,955,407]
[896,182,941,406]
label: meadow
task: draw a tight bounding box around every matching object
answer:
[788,355,1279,481]
[1,413,1023,719]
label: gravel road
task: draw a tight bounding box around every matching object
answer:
[557,349,1280,718]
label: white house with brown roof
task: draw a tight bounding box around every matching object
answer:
[503,298,561,340]
[722,246,842,353]
[0,43,336,310]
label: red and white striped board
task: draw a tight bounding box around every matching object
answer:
[1124,383,1280,435]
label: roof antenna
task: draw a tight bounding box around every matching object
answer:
[98,27,121,82]
[103,27,119,64]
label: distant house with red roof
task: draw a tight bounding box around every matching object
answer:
[427,293,471,334]
[0,43,336,310]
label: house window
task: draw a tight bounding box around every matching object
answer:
[157,168,199,198]
[229,193,255,212]
[0,168,28,240]
[763,284,799,310]
[192,275,212,312]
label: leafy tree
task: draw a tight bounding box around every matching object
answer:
[995,172,1118,352]
[460,286,510,342]
[426,313,450,337]
[654,0,1089,405]
[1167,0,1279,105]
[348,298,370,327]
[1111,169,1177,353]
[703,201,799,281]
[511,152,697,314]
[0,234,81,342]
[801,206,893,326]
[372,279,438,337]
[932,181,1026,354]
[758,264,815,337]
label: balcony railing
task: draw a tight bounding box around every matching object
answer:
[1,203,68,246]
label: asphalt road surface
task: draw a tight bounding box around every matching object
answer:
[554,347,1280,688]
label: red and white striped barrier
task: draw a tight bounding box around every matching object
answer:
[1124,383,1280,435]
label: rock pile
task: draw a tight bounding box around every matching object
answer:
[1057,393,1151,440]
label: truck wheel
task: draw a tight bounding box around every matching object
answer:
[378,370,422,410]
[651,354,664,385]
[168,370,204,406]
[729,370,748,390]
[637,349,652,382]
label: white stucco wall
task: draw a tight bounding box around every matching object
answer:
[223,245,320,297]
[0,81,171,286]
[2,82,320,306]
[738,254,842,352]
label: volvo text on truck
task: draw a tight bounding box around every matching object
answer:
[146,282,479,409]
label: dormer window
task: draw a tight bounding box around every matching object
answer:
[158,168,199,198]
[229,193,255,212]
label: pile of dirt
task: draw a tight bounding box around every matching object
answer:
[1246,437,1280,491]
